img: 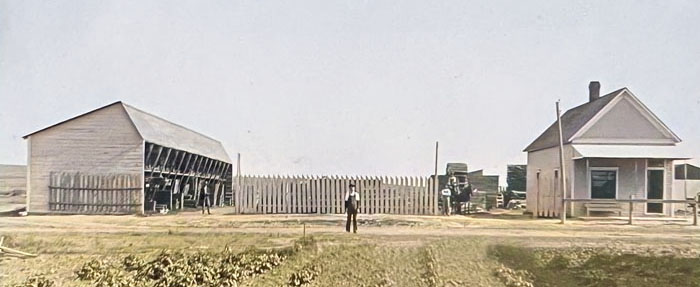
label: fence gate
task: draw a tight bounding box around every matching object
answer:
[48,172,142,214]
[233,175,439,215]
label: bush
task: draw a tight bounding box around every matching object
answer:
[12,275,55,287]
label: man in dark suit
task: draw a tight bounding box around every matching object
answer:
[200,181,211,215]
[345,183,360,233]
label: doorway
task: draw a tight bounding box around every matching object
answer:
[646,169,664,214]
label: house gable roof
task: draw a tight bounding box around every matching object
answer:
[524,88,680,152]
[524,88,625,152]
[24,101,231,163]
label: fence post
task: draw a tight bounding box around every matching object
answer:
[628,194,634,225]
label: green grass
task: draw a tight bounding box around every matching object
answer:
[491,245,700,287]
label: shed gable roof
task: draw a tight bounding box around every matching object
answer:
[524,88,680,152]
[24,101,231,163]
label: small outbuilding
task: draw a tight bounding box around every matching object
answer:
[524,82,689,218]
[23,101,232,214]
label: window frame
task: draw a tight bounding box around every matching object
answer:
[588,167,619,200]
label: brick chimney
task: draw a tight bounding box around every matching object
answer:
[589,81,600,102]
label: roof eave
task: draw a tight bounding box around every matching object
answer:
[22,101,124,139]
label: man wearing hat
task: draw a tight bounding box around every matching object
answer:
[344,183,360,233]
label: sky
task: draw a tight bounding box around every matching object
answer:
[1,0,699,185]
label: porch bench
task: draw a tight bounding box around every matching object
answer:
[585,202,622,217]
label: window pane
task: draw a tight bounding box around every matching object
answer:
[591,170,616,199]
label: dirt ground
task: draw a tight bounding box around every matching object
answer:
[1,208,699,286]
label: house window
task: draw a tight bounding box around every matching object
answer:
[590,169,617,199]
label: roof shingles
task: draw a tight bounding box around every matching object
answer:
[523,88,626,152]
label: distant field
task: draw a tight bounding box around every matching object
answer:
[0,164,26,213]
[1,210,699,286]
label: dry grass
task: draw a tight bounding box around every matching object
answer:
[1,210,699,286]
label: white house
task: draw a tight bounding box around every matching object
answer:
[524,82,689,217]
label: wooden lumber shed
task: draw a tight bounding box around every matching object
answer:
[23,101,232,215]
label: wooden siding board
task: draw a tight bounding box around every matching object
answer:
[27,104,144,214]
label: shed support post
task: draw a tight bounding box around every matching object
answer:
[693,200,698,226]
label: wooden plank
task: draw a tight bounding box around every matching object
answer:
[240,176,246,213]
[392,176,397,214]
[365,176,370,213]
[412,177,418,215]
[367,176,372,213]
[325,176,331,214]
[274,176,280,214]
[261,176,267,214]
[300,176,306,213]
[337,176,342,214]
[289,176,296,213]
[331,176,337,214]
[152,146,164,170]
[419,177,425,215]
[273,175,278,214]
[280,176,285,213]
[376,176,382,214]
[265,175,270,214]
[338,176,344,214]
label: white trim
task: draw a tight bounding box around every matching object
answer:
[26,137,31,212]
[570,89,681,143]
[570,158,576,216]
[571,138,677,144]
[587,167,619,199]
[624,90,682,142]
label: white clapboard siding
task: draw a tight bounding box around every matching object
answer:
[27,104,144,214]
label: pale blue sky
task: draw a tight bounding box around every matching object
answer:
[1,1,699,184]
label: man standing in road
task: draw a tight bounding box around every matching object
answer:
[345,183,360,233]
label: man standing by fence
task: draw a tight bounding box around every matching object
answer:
[345,183,360,233]
[441,187,452,216]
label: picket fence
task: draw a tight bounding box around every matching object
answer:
[48,172,142,214]
[233,175,440,215]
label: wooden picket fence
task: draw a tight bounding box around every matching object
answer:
[48,172,142,214]
[234,175,439,215]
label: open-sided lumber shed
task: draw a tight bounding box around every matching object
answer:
[23,101,232,214]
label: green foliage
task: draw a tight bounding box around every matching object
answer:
[288,264,321,286]
[69,237,317,287]
[11,275,55,287]
[76,259,110,281]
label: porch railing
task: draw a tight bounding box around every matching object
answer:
[562,196,698,225]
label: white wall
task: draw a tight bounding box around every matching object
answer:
[526,145,575,217]
[27,104,144,213]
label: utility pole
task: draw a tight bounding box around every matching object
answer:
[556,101,568,224]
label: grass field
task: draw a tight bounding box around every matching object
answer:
[1,209,699,286]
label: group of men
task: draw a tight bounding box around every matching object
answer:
[441,174,473,216]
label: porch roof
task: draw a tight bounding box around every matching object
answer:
[572,144,691,160]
